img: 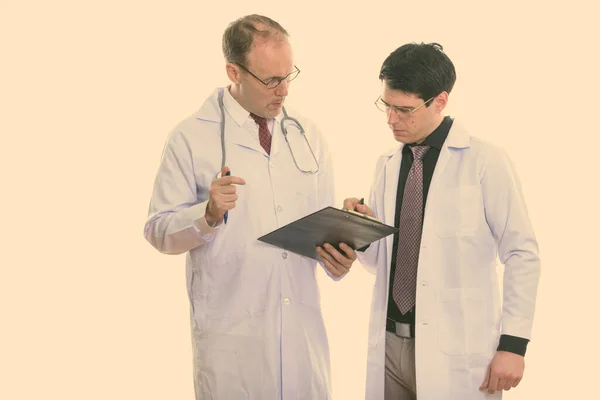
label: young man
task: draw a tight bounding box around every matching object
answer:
[144,14,356,399]
[344,42,541,399]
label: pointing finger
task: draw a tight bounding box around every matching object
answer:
[216,175,246,185]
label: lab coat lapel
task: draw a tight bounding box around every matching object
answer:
[426,144,450,208]
[229,125,268,155]
[424,119,471,224]
[195,87,270,156]
[266,109,286,159]
[382,145,403,276]
[268,115,283,158]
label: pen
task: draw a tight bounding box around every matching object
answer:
[224,171,231,224]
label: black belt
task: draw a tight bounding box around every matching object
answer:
[386,318,415,338]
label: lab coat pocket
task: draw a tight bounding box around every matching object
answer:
[204,251,244,285]
[194,337,267,399]
[295,189,318,215]
[433,185,481,237]
[437,288,488,356]
[203,251,246,319]
[293,167,318,205]
[206,248,270,320]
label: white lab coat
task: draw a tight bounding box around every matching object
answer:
[358,119,541,399]
[144,87,338,399]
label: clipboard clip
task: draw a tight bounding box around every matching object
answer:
[340,207,383,224]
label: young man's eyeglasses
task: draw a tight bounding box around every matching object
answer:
[375,96,434,118]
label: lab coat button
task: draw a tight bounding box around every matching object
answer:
[277,205,283,212]
[283,298,290,305]
[282,252,288,259]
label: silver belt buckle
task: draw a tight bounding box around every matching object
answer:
[394,321,412,338]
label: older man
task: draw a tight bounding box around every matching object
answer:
[144,14,356,399]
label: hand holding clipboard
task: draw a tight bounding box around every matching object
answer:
[343,197,374,216]
[257,198,396,262]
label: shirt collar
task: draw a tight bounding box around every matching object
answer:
[222,86,284,127]
[222,86,251,127]
[407,116,453,151]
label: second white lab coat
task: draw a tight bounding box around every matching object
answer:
[144,87,338,399]
[358,119,541,399]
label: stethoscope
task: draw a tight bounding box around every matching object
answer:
[217,88,319,174]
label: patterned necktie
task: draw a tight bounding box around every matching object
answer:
[250,113,271,155]
[392,145,430,314]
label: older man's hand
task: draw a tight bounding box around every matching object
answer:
[316,242,357,277]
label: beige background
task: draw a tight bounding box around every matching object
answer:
[1,0,598,399]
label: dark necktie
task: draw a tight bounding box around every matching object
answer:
[250,113,271,155]
[392,145,430,314]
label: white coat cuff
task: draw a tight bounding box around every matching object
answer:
[192,202,222,242]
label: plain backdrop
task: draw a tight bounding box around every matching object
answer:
[1,0,599,399]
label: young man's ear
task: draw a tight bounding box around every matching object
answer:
[434,91,449,113]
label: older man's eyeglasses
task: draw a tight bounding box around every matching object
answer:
[375,96,434,118]
[236,64,300,89]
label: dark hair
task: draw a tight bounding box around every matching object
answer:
[222,14,289,66]
[379,42,456,105]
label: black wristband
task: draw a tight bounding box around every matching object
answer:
[497,334,529,356]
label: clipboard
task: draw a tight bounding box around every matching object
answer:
[257,206,398,261]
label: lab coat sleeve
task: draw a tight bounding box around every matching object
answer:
[356,156,387,275]
[481,146,541,340]
[144,130,221,255]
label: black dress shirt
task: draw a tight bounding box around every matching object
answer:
[385,116,529,356]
